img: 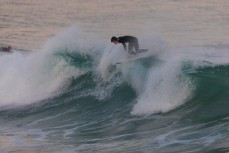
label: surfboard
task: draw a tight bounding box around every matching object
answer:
[116,56,147,64]
[138,49,148,53]
[116,49,149,64]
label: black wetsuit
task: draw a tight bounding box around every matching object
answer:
[118,36,139,53]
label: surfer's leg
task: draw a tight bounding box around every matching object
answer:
[134,39,139,53]
[130,38,139,53]
[128,43,134,53]
[129,38,139,54]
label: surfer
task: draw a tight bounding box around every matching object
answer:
[111,36,147,55]
[0,46,12,52]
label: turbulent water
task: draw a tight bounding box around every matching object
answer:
[1,1,229,153]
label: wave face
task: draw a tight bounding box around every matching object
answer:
[1,27,229,153]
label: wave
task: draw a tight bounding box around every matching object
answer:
[0,26,94,107]
[1,26,229,117]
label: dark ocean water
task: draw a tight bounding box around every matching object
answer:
[1,1,229,153]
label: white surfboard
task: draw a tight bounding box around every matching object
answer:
[116,50,149,64]
[116,56,148,64]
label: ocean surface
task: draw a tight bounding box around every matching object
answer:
[1,0,229,153]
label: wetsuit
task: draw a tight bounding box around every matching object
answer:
[118,36,139,53]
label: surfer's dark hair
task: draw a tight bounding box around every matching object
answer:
[111,36,118,42]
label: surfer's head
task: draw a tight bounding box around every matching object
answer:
[111,36,118,44]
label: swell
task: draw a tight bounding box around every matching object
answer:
[2,51,229,119]
[180,63,229,123]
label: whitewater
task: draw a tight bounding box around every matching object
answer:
[1,0,229,153]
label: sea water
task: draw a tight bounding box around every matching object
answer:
[0,0,229,152]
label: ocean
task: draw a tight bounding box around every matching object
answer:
[1,0,229,153]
